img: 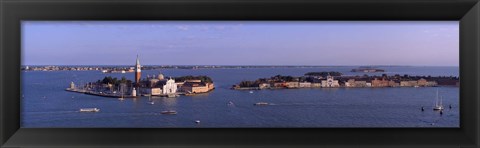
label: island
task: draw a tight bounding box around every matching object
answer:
[351,66,385,72]
[232,71,459,90]
[66,55,214,98]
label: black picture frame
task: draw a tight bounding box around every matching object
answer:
[1,0,479,147]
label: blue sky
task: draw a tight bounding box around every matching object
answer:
[22,21,459,66]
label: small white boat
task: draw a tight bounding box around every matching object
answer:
[147,95,154,104]
[79,108,100,112]
[249,91,254,93]
[433,89,444,111]
[161,110,177,115]
[254,102,269,106]
[227,101,234,106]
[195,120,201,124]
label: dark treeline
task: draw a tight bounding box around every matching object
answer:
[96,76,133,86]
[174,75,213,83]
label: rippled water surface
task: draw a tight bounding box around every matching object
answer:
[21,66,459,127]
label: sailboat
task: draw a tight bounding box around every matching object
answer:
[147,95,154,105]
[433,89,444,111]
[118,85,124,101]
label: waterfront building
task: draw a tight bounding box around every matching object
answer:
[400,81,410,87]
[70,82,75,89]
[135,55,141,86]
[355,81,368,87]
[388,80,400,87]
[272,82,287,88]
[162,78,178,94]
[371,78,389,87]
[321,75,340,87]
[311,83,322,88]
[181,82,214,93]
[426,81,438,87]
[366,82,372,87]
[259,83,271,89]
[286,82,300,88]
[345,79,356,87]
[417,78,428,86]
[400,81,419,87]
[299,82,312,88]
[409,81,419,86]
[143,88,162,96]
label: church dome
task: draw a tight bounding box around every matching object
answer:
[158,73,165,80]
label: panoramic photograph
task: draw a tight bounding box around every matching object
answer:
[21,21,459,128]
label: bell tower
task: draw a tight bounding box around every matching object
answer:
[135,55,141,86]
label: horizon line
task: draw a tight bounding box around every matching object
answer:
[21,64,460,67]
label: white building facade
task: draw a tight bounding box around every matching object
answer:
[162,78,177,94]
[321,75,340,87]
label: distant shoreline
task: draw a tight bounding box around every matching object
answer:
[21,65,459,67]
[21,65,460,72]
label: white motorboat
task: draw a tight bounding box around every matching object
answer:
[254,102,269,106]
[79,108,100,112]
[161,110,177,115]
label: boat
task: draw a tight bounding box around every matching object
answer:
[254,102,269,106]
[161,110,177,115]
[433,89,444,111]
[249,91,254,93]
[147,95,154,104]
[118,85,126,101]
[227,101,234,106]
[79,108,100,112]
[195,120,201,124]
[118,93,125,101]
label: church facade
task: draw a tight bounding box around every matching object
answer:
[321,75,340,87]
[162,78,177,94]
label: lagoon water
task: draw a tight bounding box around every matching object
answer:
[21,66,459,128]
